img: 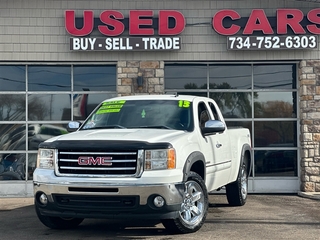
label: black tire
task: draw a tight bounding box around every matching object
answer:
[226,156,248,206]
[35,204,84,229]
[162,171,208,234]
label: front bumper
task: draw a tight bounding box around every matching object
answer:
[34,181,185,219]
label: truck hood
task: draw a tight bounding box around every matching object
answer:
[45,128,188,143]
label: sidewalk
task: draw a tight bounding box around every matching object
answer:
[0,197,33,210]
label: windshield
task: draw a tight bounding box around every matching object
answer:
[81,99,194,131]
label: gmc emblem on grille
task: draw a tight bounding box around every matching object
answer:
[78,156,113,166]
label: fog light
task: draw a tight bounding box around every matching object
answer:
[39,193,48,206]
[153,196,165,208]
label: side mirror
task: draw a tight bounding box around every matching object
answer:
[66,121,82,132]
[201,120,225,136]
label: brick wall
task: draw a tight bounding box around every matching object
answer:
[117,61,164,96]
[299,60,320,192]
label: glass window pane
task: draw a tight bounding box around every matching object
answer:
[0,153,26,180]
[0,94,26,121]
[226,121,252,136]
[0,124,26,150]
[27,153,37,180]
[28,94,71,121]
[73,65,116,91]
[73,93,117,120]
[209,65,251,89]
[254,92,296,118]
[165,64,207,89]
[254,150,297,177]
[209,92,252,118]
[0,65,25,91]
[253,64,296,89]
[254,121,297,147]
[28,124,68,150]
[28,66,71,91]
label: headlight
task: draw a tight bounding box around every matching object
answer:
[145,148,176,170]
[37,148,56,169]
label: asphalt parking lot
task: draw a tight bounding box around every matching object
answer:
[0,194,319,240]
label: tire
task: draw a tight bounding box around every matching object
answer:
[226,157,248,206]
[35,204,84,229]
[162,171,208,234]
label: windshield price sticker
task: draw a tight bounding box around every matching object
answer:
[227,36,318,50]
[178,100,190,108]
[96,101,126,114]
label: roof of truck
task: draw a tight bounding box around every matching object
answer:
[103,94,206,102]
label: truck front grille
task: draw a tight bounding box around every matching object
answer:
[56,150,143,177]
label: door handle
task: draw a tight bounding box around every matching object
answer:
[216,143,222,148]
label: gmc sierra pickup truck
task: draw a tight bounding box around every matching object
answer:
[33,94,252,234]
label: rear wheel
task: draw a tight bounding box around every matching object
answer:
[162,171,208,234]
[226,157,248,206]
[35,204,84,229]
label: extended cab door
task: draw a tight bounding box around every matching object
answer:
[196,100,232,190]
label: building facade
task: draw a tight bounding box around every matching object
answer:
[0,0,320,196]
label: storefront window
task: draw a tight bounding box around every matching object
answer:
[253,64,295,89]
[165,64,207,89]
[73,65,116,91]
[28,66,71,91]
[0,65,26,91]
[165,63,298,177]
[0,94,26,121]
[209,65,251,89]
[254,92,297,118]
[0,64,117,181]
[28,94,71,121]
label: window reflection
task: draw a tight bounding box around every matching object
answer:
[0,94,26,121]
[210,92,252,118]
[254,92,296,118]
[254,150,297,177]
[73,65,116,91]
[27,153,37,180]
[253,64,295,89]
[209,65,251,89]
[0,124,26,151]
[28,66,71,91]
[254,121,297,147]
[0,65,26,91]
[0,153,26,180]
[28,124,68,150]
[73,93,117,120]
[28,94,70,121]
[165,65,207,89]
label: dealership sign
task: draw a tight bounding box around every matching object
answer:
[65,8,320,51]
[213,9,320,50]
[66,10,184,51]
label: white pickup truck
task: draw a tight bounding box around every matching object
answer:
[33,94,252,234]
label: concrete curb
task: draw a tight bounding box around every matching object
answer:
[298,191,320,201]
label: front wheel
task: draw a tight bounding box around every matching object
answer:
[35,204,84,229]
[162,171,208,234]
[226,157,248,206]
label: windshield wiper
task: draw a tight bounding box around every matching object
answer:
[82,125,127,130]
[136,125,173,129]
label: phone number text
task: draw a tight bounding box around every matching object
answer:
[227,36,318,50]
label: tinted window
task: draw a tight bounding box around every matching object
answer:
[165,64,207,89]
[73,65,116,91]
[209,65,251,89]
[28,66,71,91]
[0,94,26,121]
[0,65,25,91]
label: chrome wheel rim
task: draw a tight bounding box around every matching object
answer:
[179,180,205,227]
[241,165,248,200]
